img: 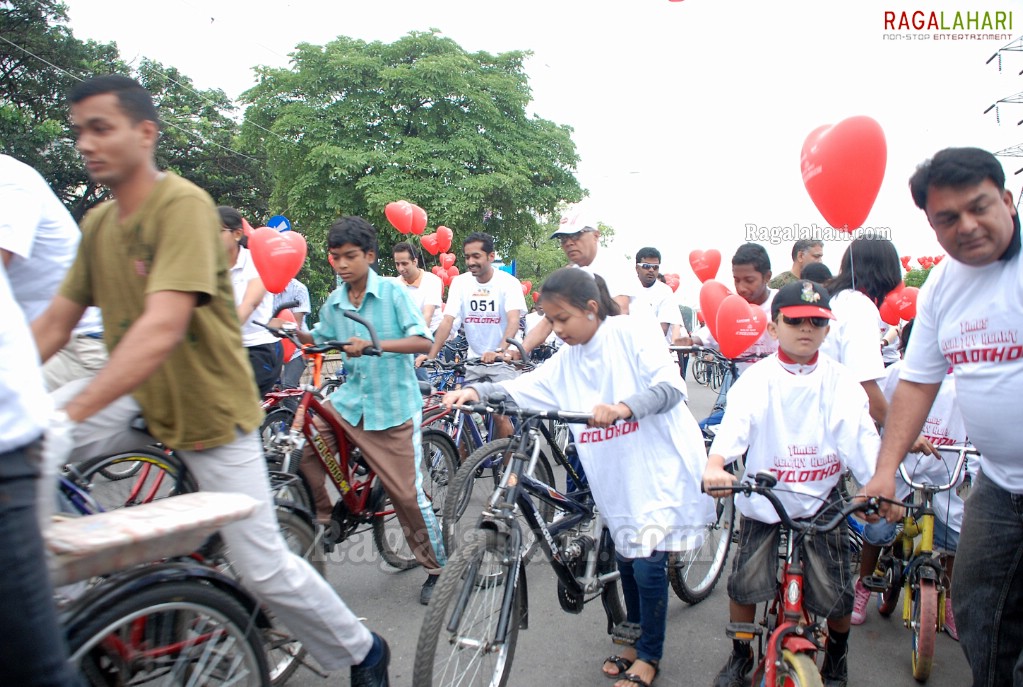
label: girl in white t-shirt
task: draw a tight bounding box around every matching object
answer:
[442,267,711,687]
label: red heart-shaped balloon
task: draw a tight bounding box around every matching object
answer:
[900,255,911,269]
[879,297,901,326]
[436,226,453,253]
[420,233,440,255]
[531,291,540,301]
[431,265,445,277]
[689,249,721,283]
[664,273,681,292]
[410,204,427,235]
[933,255,944,265]
[885,285,919,320]
[801,116,887,232]
[699,280,731,340]
[248,227,307,294]
[715,294,767,359]
[385,201,413,234]
[440,252,456,269]
[520,280,532,296]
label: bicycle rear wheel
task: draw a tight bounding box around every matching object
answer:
[912,579,938,681]
[668,493,734,604]
[442,438,554,564]
[67,581,270,686]
[260,407,295,472]
[414,529,520,687]
[70,449,196,511]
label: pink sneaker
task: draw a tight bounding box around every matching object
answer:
[944,597,959,641]
[851,578,871,625]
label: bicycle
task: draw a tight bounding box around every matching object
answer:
[413,395,627,687]
[262,312,459,569]
[52,490,273,686]
[860,444,978,682]
[710,471,879,687]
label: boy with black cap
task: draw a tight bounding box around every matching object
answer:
[702,280,880,687]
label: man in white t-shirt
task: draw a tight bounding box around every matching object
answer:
[416,231,526,437]
[0,154,108,389]
[863,147,1023,686]
[393,242,443,333]
[634,246,685,342]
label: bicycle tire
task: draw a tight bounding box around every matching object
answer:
[67,580,270,686]
[693,358,709,386]
[912,579,938,681]
[97,458,143,481]
[370,430,458,570]
[72,449,197,511]
[260,407,295,472]
[876,553,902,617]
[442,438,555,564]
[668,493,734,604]
[413,529,520,687]
[264,509,323,686]
[767,650,823,687]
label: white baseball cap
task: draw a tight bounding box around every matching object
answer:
[550,209,599,239]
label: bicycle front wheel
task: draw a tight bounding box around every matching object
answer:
[260,407,295,472]
[765,649,823,687]
[67,581,270,686]
[71,449,196,511]
[414,529,520,687]
[442,438,554,564]
[668,493,734,604]
[911,579,938,681]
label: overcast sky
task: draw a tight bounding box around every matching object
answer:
[60,0,1023,303]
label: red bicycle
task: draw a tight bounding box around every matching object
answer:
[262,312,458,569]
[715,471,877,687]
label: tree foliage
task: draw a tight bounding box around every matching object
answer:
[240,30,584,304]
[0,0,268,219]
[903,267,932,288]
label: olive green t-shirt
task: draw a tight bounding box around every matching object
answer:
[60,172,263,450]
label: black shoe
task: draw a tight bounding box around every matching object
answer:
[712,648,754,687]
[820,644,848,687]
[420,574,439,606]
[350,633,390,687]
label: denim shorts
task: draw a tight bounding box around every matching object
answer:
[861,516,959,553]
[728,511,855,618]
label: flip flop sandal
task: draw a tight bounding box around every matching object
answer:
[602,655,633,678]
[614,659,659,687]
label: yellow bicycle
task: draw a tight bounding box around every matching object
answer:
[863,444,978,682]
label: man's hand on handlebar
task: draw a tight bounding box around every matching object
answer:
[909,434,936,456]
[858,473,905,523]
[672,335,694,347]
[590,402,631,428]
[702,466,738,498]
[414,354,431,368]
[341,337,373,358]
[480,350,504,364]
[442,388,480,407]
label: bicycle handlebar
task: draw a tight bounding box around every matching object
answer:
[709,470,880,534]
[898,444,978,493]
[272,300,300,318]
[257,310,383,356]
[449,394,593,424]
[669,344,769,365]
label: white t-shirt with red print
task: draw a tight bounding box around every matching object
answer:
[710,353,879,523]
[881,361,973,532]
[820,289,886,383]
[495,315,714,558]
[443,269,527,358]
[901,250,1023,493]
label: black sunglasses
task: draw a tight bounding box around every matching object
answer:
[637,262,660,270]
[782,315,830,328]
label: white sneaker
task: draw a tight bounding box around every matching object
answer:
[851,578,871,625]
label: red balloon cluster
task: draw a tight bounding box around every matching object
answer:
[880,283,920,325]
[699,281,766,358]
[800,116,887,231]
[385,200,428,236]
[431,264,459,286]
[421,225,453,255]
[248,227,307,294]
[688,249,721,283]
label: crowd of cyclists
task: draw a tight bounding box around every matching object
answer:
[1,73,1020,687]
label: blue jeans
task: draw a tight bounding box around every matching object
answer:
[617,550,670,664]
[0,442,81,686]
[951,472,1023,687]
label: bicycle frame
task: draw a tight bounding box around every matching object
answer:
[760,533,823,685]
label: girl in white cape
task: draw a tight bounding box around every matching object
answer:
[442,267,712,687]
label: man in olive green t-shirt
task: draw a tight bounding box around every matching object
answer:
[32,75,390,683]
[768,238,824,289]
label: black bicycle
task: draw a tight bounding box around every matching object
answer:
[413,395,627,687]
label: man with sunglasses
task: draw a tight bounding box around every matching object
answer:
[635,246,686,343]
[703,279,879,687]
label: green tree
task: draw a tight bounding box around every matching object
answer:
[1,0,269,219]
[240,30,584,305]
[903,267,932,288]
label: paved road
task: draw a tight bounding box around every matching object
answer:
[287,362,972,686]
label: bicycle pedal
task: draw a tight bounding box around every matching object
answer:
[725,622,763,641]
[611,621,642,646]
[862,575,889,593]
